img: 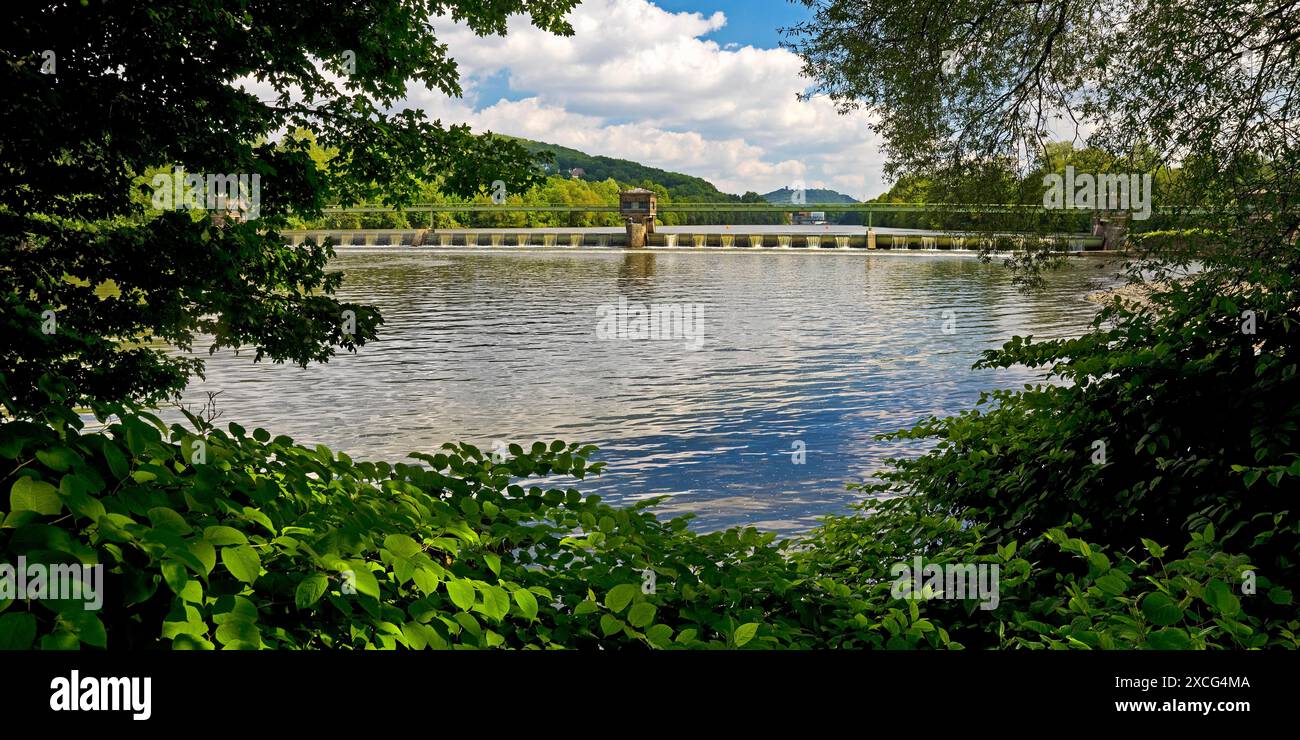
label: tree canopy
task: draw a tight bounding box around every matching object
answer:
[2,0,578,420]
[785,0,1299,261]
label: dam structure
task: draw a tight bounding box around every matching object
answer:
[280,225,1102,251]
[280,189,1113,251]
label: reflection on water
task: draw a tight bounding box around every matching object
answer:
[176,249,1114,532]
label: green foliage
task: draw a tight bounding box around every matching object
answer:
[0,410,809,649]
[2,0,578,418]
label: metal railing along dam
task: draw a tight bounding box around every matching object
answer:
[274,200,1179,251]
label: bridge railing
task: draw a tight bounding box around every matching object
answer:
[318,202,1212,214]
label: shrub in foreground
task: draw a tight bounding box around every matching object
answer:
[1,401,1294,649]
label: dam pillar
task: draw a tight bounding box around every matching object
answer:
[1092,211,1130,250]
[867,228,877,249]
[625,219,647,248]
[620,188,657,248]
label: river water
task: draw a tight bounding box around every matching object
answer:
[176,248,1114,531]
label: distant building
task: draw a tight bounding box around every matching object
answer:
[619,188,657,218]
[620,188,657,241]
[569,167,586,179]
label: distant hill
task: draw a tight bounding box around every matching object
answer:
[506,136,863,208]
[760,187,859,204]
[509,137,731,200]
[498,137,861,224]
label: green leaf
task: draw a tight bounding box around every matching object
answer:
[220,545,261,585]
[10,477,62,515]
[645,624,673,648]
[627,602,657,628]
[215,620,261,647]
[61,475,105,521]
[350,568,380,600]
[203,526,248,546]
[604,583,639,613]
[1140,538,1166,558]
[41,631,80,650]
[383,534,421,559]
[0,613,37,650]
[412,566,441,595]
[161,559,189,593]
[1268,587,1293,605]
[295,574,329,609]
[479,584,511,622]
[171,634,215,650]
[148,507,191,534]
[1140,592,1184,627]
[1202,580,1241,617]
[36,446,78,472]
[513,588,539,620]
[452,611,481,638]
[599,614,624,636]
[1095,574,1128,596]
[62,610,107,648]
[446,580,476,611]
[734,622,760,647]
[101,440,129,480]
[187,541,216,577]
[1146,628,1191,650]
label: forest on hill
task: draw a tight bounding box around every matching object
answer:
[288,133,870,229]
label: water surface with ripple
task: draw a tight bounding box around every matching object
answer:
[177,248,1114,531]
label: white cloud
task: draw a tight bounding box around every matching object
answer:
[404,0,888,199]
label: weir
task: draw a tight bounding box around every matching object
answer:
[283,188,1115,251]
[283,227,1105,251]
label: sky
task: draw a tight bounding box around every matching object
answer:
[408,0,890,199]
